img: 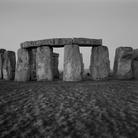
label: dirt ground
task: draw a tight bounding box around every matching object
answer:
[0,79,138,138]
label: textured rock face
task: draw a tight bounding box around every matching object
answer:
[73,38,102,46]
[132,60,138,79]
[0,49,6,79]
[28,48,37,81]
[21,38,73,48]
[36,46,53,81]
[113,47,133,79]
[63,45,83,81]
[90,46,110,80]
[132,49,138,79]
[80,53,84,77]
[20,38,102,48]
[15,49,30,81]
[3,51,16,80]
[53,53,59,78]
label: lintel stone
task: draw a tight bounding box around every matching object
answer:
[20,38,102,49]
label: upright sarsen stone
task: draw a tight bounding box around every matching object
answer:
[36,46,53,81]
[3,51,16,80]
[28,48,37,81]
[63,45,83,81]
[0,49,6,79]
[90,46,110,80]
[113,47,133,79]
[53,53,59,78]
[15,49,30,81]
[132,49,138,79]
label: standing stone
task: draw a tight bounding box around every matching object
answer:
[36,46,53,81]
[15,49,30,81]
[63,45,83,81]
[28,48,37,81]
[0,49,6,79]
[3,51,16,80]
[132,49,138,79]
[80,53,84,77]
[53,53,59,78]
[113,47,133,79]
[132,60,138,79]
[90,46,110,80]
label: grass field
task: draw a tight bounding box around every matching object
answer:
[0,79,138,138]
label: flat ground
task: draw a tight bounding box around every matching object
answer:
[0,80,138,138]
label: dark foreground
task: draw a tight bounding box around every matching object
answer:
[0,80,138,138]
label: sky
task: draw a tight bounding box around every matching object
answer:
[0,0,138,70]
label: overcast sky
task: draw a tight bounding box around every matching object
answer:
[0,0,138,70]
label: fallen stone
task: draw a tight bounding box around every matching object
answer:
[113,47,133,79]
[21,38,73,48]
[90,46,110,80]
[0,49,6,79]
[3,51,16,80]
[15,49,30,81]
[63,44,83,81]
[36,46,53,81]
[28,48,37,81]
[73,38,102,46]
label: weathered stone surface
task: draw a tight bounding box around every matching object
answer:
[132,60,138,79]
[21,38,73,48]
[132,49,138,60]
[36,46,53,81]
[3,51,16,80]
[113,47,133,79]
[0,49,6,79]
[28,48,37,81]
[20,38,102,49]
[53,53,59,78]
[0,49,6,53]
[63,44,83,81]
[90,46,110,80]
[80,53,84,77]
[15,49,30,81]
[132,49,138,79]
[73,38,102,46]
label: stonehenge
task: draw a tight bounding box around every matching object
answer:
[90,46,110,80]
[53,53,59,78]
[0,49,6,79]
[0,37,138,82]
[113,47,134,79]
[63,44,83,81]
[36,46,53,81]
[15,49,30,82]
[2,51,16,80]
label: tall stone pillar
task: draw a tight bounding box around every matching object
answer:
[113,47,133,79]
[53,53,59,78]
[28,48,37,81]
[63,44,83,81]
[36,46,53,81]
[80,53,84,77]
[3,51,16,80]
[0,49,6,79]
[90,46,110,80]
[132,49,138,80]
[15,49,30,81]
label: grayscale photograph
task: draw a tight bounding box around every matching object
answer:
[0,0,138,137]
